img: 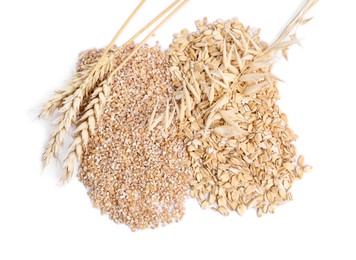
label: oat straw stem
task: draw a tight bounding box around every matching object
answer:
[269,0,318,51]
[60,0,188,183]
[109,0,190,78]
[230,0,318,91]
[42,1,146,166]
[39,0,146,119]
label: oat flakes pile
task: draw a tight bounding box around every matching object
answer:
[79,43,188,230]
[150,17,313,216]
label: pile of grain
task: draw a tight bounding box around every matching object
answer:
[150,18,311,217]
[39,0,316,231]
[79,43,188,230]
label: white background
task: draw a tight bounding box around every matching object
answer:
[1,0,355,259]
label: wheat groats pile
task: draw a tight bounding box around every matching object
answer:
[40,0,316,230]
[79,44,188,230]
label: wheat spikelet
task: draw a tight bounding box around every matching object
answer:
[38,63,95,119]
[60,134,84,184]
[60,79,112,183]
[78,82,110,127]
[42,89,83,166]
[42,127,63,167]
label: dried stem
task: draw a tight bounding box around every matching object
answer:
[112,0,182,58]
[109,0,190,78]
[269,0,318,51]
[93,0,146,73]
[230,0,318,92]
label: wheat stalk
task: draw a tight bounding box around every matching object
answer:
[111,0,182,59]
[109,0,190,78]
[40,0,181,120]
[39,0,146,119]
[39,0,181,120]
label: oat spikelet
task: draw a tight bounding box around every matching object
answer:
[269,0,318,53]
[230,0,318,93]
[254,0,318,64]
[61,79,112,183]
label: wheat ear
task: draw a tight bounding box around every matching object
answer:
[60,79,112,184]
[39,0,146,119]
[38,63,95,119]
[42,1,146,166]
[41,62,111,166]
